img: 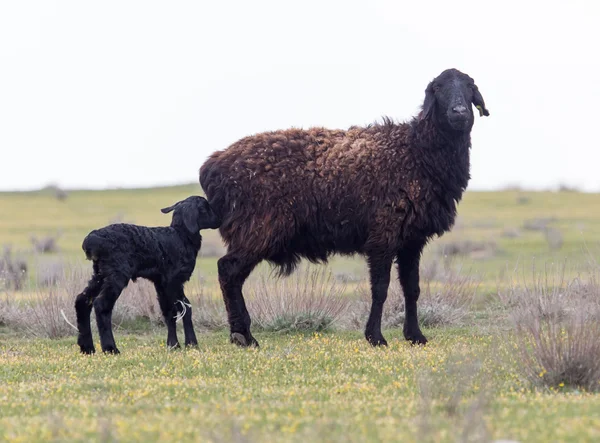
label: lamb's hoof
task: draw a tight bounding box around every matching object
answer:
[404,330,428,346]
[102,346,120,355]
[231,332,259,348]
[185,341,199,349]
[167,342,181,351]
[366,333,388,347]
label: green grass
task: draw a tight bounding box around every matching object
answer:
[2,186,600,442]
[2,328,600,442]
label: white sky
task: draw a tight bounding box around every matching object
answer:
[1,0,599,192]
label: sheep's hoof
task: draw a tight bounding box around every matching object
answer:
[231,332,259,348]
[185,341,199,349]
[167,342,181,351]
[102,346,120,355]
[79,345,95,355]
[366,334,388,347]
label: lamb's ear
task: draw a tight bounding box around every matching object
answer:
[200,202,221,230]
[472,86,490,117]
[161,200,182,214]
[182,203,201,234]
[420,82,436,120]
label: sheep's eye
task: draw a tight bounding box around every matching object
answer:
[433,84,441,92]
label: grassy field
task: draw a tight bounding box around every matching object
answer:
[2,185,600,442]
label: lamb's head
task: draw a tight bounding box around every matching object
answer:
[421,68,489,132]
[161,196,221,234]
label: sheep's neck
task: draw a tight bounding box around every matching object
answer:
[408,118,471,204]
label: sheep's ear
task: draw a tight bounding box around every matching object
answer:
[472,86,489,117]
[420,82,436,120]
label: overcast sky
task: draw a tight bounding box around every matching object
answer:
[1,0,599,192]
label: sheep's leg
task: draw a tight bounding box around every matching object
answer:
[217,253,259,348]
[93,275,128,354]
[155,283,181,350]
[74,271,103,354]
[398,243,428,345]
[178,293,198,348]
[364,254,393,347]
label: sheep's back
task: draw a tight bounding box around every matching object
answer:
[200,126,409,255]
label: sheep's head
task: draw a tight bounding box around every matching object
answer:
[161,196,221,233]
[421,68,489,132]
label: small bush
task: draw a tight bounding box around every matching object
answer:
[500,267,600,391]
[247,266,350,333]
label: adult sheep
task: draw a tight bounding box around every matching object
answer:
[199,68,489,347]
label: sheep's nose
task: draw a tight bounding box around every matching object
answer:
[452,105,468,116]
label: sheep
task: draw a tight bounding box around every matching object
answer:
[199,68,489,348]
[74,196,221,354]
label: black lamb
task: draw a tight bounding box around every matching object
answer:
[74,196,220,354]
[199,68,489,348]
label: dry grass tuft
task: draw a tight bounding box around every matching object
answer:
[246,266,350,333]
[499,266,600,391]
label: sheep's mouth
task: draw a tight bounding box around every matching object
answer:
[447,116,470,131]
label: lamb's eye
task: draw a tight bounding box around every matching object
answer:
[433,85,441,92]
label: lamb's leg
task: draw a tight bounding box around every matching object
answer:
[155,282,181,350]
[217,253,259,348]
[93,274,128,354]
[74,269,103,354]
[398,243,428,345]
[364,253,393,347]
[178,293,198,348]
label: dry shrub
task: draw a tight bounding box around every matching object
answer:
[350,264,477,330]
[186,275,228,331]
[246,266,350,333]
[3,258,166,337]
[499,266,600,391]
[8,287,78,338]
[114,279,162,325]
[30,234,61,254]
[42,183,68,201]
[438,239,497,260]
[0,246,28,291]
[522,217,556,231]
[516,194,531,205]
[199,239,226,258]
[0,294,10,326]
[544,227,564,250]
[501,227,521,239]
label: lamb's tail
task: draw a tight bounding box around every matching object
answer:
[81,232,104,261]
